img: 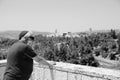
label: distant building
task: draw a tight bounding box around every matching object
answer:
[89,28,92,32]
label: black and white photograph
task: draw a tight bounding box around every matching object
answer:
[0,0,120,80]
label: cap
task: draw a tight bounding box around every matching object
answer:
[19,31,34,40]
[19,31,28,40]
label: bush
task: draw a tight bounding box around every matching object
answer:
[0,30,118,68]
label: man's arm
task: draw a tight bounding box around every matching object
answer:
[25,45,55,68]
[33,55,55,69]
[34,56,49,65]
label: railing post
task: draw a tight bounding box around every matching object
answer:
[67,72,68,80]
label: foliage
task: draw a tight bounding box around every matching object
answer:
[0,30,119,68]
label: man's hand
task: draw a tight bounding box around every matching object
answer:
[49,64,54,69]
[48,61,56,69]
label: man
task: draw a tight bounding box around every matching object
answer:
[3,31,54,80]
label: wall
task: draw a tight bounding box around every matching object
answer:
[0,60,120,80]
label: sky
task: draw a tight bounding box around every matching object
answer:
[0,0,120,33]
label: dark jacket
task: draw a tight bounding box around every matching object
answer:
[3,41,36,80]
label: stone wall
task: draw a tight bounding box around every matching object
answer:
[0,60,120,80]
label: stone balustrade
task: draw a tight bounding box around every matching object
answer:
[0,60,120,80]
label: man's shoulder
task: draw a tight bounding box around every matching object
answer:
[12,41,27,49]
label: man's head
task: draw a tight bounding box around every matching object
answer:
[19,31,28,40]
[19,31,34,46]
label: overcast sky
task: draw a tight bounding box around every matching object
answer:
[0,0,120,33]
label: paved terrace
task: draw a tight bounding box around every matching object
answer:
[0,60,120,80]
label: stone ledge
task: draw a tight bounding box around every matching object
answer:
[35,61,120,80]
[1,60,120,80]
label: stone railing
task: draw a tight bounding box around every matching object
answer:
[0,60,120,80]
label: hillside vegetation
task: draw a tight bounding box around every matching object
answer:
[0,29,120,69]
[0,31,51,39]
